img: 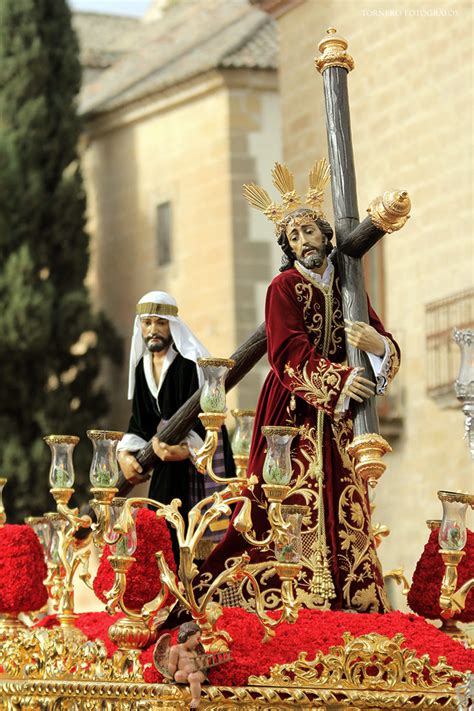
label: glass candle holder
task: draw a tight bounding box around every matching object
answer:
[231,409,255,457]
[261,426,299,486]
[25,516,52,555]
[453,328,474,460]
[109,502,138,557]
[454,329,474,402]
[274,505,306,563]
[44,435,79,489]
[197,358,235,413]
[438,491,472,551]
[106,497,127,546]
[87,430,123,488]
[44,512,66,565]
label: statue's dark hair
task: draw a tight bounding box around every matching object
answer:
[277,209,334,272]
[177,621,200,643]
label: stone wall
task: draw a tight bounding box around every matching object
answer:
[83,68,280,427]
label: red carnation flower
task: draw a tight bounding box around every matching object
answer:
[0,524,48,614]
[93,508,176,611]
[408,529,474,623]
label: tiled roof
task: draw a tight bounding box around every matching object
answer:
[80,0,277,116]
[72,12,142,70]
[221,18,277,69]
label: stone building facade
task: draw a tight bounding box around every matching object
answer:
[78,0,281,427]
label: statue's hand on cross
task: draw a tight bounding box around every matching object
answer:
[345,374,376,404]
[344,319,385,357]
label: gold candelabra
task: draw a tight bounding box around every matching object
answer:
[437,490,474,624]
[0,358,305,678]
[435,329,474,642]
[90,358,304,657]
[96,455,301,652]
[43,435,94,641]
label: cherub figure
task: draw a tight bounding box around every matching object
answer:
[154,620,232,707]
[154,622,206,708]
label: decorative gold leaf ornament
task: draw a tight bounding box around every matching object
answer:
[243,158,331,232]
[249,631,466,694]
[306,158,331,213]
[0,629,468,708]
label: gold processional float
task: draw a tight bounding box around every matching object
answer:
[0,29,473,710]
[1,333,473,708]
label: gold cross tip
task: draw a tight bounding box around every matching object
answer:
[315,27,354,74]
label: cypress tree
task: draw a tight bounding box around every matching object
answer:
[0,0,122,520]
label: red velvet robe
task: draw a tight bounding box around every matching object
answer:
[198,262,400,612]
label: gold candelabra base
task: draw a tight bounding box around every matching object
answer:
[90,487,119,504]
[108,616,157,678]
[346,433,392,487]
[198,412,226,431]
[108,616,156,651]
[56,612,87,643]
[261,484,291,502]
[50,487,74,506]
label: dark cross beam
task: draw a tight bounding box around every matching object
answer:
[315,28,410,439]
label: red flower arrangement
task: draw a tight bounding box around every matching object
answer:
[93,508,176,611]
[36,607,474,687]
[140,608,474,686]
[0,524,48,614]
[408,528,474,622]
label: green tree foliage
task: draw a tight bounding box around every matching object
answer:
[0,0,122,520]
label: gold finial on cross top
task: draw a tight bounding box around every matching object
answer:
[315,27,354,74]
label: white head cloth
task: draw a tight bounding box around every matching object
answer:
[127,291,209,399]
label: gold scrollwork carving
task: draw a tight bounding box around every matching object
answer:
[248,631,466,693]
[1,632,466,709]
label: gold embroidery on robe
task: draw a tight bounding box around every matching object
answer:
[284,360,350,414]
[328,277,345,355]
[295,281,323,346]
[331,416,389,612]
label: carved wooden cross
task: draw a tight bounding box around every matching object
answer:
[315,28,410,479]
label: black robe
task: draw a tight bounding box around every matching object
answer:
[127,354,235,524]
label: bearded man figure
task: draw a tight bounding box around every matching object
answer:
[117,291,235,562]
[198,160,400,613]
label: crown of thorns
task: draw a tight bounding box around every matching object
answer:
[243,158,330,232]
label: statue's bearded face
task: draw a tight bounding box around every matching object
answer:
[286,219,327,272]
[140,316,172,353]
